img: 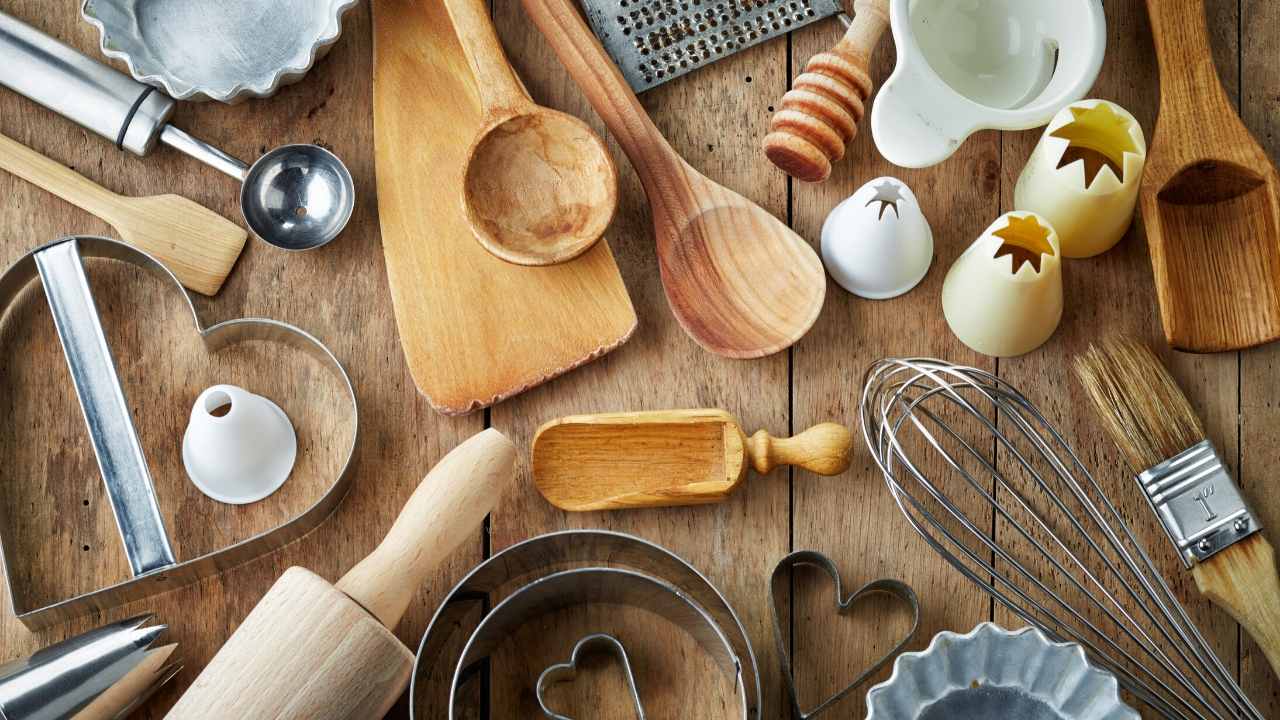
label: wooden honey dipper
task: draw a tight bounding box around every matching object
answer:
[763,0,890,183]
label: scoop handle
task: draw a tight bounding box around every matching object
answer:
[745,423,854,476]
[0,9,174,155]
[336,429,517,629]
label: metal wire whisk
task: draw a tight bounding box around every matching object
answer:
[859,358,1263,720]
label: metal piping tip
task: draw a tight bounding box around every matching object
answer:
[0,615,179,720]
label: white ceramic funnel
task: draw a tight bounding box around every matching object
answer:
[182,384,297,505]
[1014,99,1147,258]
[821,176,933,299]
[942,212,1063,357]
[872,0,1106,169]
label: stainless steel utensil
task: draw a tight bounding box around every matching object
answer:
[0,10,353,251]
[859,358,1263,720]
[581,0,845,92]
[0,614,179,720]
[81,0,359,104]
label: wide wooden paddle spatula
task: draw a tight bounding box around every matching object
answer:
[533,410,853,511]
[0,132,245,296]
[1142,0,1280,352]
[165,429,517,719]
[521,0,826,358]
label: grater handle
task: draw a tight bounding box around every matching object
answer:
[520,0,683,189]
[442,0,535,114]
[35,239,177,578]
[762,0,889,182]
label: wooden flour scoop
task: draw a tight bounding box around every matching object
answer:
[1143,0,1280,352]
[532,410,854,511]
[164,429,517,719]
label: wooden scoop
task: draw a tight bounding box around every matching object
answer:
[521,0,827,357]
[1142,0,1280,352]
[164,429,517,719]
[443,0,617,266]
[0,131,244,296]
[532,410,854,511]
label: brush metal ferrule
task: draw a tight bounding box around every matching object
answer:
[1137,439,1260,568]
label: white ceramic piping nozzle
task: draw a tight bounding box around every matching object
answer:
[821,176,933,299]
[182,384,297,505]
[1014,99,1147,258]
[871,0,1106,169]
[942,212,1063,358]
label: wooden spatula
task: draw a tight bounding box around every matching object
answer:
[1142,0,1280,352]
[521,0,827,358]
[532,409,853,511]
[0,132,244,296]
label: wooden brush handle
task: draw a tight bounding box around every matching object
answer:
[336,429,517,629]
[1192,534,1280,679]
[762,0,889,183]
[745,423,853,475]
[520,0,684,195]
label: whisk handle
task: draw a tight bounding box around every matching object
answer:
[762,0,890,182]
[1192,534,1280,680]
[746,423,854,476]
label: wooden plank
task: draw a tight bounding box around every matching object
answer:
[0,5,485,717]
[486,0,792,713]
[789,13,997,719]
[1240,0,1280,712]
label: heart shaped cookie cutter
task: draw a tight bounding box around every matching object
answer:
[0,236,357,628]
[536,633,646,720]
[769,550,920,719]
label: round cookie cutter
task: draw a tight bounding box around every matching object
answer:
[0,236,357,628]
[411,530,761,719]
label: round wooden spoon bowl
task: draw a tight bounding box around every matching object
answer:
[464,109,617,266]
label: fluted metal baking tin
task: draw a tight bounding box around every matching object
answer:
[866,623,1140,720]
[81,0,359,103]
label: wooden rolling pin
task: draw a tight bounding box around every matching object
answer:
[533,409,853,511]
[762,0,890,183]
[164,429,517,719]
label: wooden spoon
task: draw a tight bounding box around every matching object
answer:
[1142,0,1280,352]
[443,0,617,266]
[0,131,244,296]
[532,409,854,511]
[521,0,827,357]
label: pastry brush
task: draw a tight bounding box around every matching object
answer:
[1074,337,1280,679]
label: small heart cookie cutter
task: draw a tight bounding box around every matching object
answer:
[536,633,646,720]
[0,236,357,628]
[770,550,920,719]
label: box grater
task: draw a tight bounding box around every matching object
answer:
[582,0,845,92]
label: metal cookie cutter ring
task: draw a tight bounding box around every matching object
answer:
[537,634,646,720]
[0,236,357,627]
[411,530,762,719]
[770,550,920,719]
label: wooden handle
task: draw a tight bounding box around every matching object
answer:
[763,0,889,183]
[442,0,531,114]
[519,0,684,194]
[1144,0,1236,130]
[0,131,123,221]
[1192,534,1280,680]
[745,422,853,476]
[336,428,517,629]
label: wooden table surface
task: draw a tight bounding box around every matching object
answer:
[1,1,1277,718]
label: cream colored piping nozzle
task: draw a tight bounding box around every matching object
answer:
[1015,99,1147,258]
[821,176,933,300]
[942,211,1063,358]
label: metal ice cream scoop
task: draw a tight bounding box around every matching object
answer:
[0,10,354,251]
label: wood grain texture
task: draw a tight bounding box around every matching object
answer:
[1142,0,1280,352]
[521,0,827,358]
[531,410,851,510]
[372,0,636,414]
[763,0,890,183]
[0,131,245,296]
[1193,535,1280,681]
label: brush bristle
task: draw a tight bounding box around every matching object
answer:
[1072,337,1205,473]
